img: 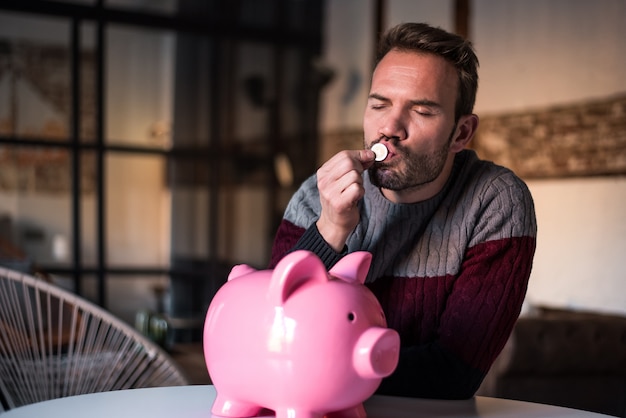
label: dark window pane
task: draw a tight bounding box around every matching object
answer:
[106,25,175,148]
[42,0,96,4]
[106,0,178,15]
[0,12,71,140]
[0,145,72,268]
[239,0,277,27]
[106,153,168,268]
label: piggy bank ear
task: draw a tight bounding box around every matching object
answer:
[329,251,372,284]
[269,250,328,305]
[228,264,257,281]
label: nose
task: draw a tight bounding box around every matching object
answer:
[378,110,408,141]
[353,328,400,379]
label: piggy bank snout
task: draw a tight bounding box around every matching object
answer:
[354,328,400,379]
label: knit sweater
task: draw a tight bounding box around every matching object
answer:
[269,149,537,399]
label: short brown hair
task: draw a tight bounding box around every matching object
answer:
[376,22,479,121]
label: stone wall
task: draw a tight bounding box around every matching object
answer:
[473,94,626,179]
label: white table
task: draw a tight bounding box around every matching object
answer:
[1,385,612,418]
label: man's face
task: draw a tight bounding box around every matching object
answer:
[363,49,460,195]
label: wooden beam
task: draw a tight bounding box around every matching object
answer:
[454,0,470,39]
[373,0,386,65]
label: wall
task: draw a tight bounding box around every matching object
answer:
[473,0,626,114]
[320,0,626,315]
[473,95,626,178]
[527,177,626,314]
[473,0,626,315]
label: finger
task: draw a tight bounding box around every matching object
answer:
[337,168,364,195]
[340,181,366,207]
[322,150,375,175]
[358,149,376,164]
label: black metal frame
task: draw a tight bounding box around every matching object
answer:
[0,0,323,309]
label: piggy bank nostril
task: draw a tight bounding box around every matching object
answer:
[347,312,356,322]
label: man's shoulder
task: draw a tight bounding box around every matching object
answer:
[458,149,531,197]
[456,150,537,238]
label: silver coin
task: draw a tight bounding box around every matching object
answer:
[371,143,388,162]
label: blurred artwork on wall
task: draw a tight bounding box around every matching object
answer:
[0,38,96,194]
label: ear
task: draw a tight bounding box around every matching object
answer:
[329,251,372,284]
[228,264,257,281]
[450,113,479,153]
[269,250,328,305]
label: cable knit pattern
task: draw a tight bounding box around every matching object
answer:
[269,149,537,399]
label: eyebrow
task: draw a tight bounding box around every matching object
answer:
[368,93,442,109]
[410,99,442,109]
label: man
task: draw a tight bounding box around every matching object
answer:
[269,22,537,399]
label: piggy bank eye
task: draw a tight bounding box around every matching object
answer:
[347,312,356,322]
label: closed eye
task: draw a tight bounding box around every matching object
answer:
[411,99,441,116]
[368,93,390,110]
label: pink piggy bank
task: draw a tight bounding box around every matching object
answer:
[203,250,400,418]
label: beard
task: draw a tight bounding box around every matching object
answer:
[368,125,456,191]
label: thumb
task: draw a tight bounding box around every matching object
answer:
[358,149,376,169]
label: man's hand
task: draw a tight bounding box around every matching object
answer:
[315,149,375,252]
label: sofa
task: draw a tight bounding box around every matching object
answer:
[477,306,626,417]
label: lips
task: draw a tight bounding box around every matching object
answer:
[369,140,400,164]
[376,148,396,163]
